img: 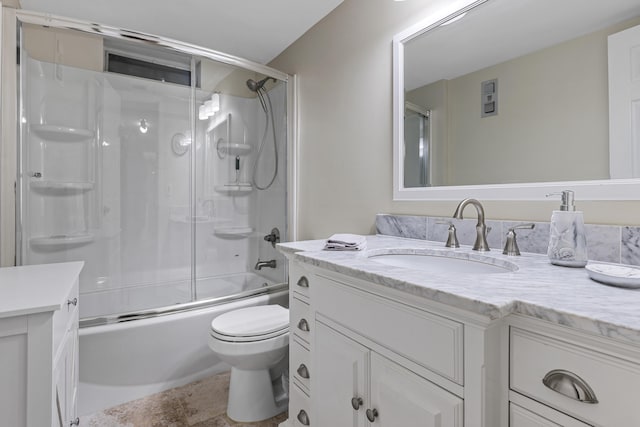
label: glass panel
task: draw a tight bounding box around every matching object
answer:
[18,24,193,318]
[193,58,288,300]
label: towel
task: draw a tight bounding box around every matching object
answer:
[324,233,367,251]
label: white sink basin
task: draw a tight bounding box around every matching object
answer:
[367,250,517,274]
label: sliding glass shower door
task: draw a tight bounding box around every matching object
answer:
[16,19,288,322]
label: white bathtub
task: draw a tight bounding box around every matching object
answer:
[78,286,288,415]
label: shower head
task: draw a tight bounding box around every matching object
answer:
[246,77,273,92]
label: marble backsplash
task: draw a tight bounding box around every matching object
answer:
[376,214,640,267]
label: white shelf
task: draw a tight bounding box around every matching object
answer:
[214,184,253,194]
[30,181,94,193]
[30,233,94,247]
[31,124,94,142]
[217,142,252,156]
[213,226,253,238]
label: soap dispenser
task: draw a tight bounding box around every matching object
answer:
[546,190,587,267]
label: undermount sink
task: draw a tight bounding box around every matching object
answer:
[367,250,517,274]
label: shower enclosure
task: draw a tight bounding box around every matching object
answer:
[11,12,292,325]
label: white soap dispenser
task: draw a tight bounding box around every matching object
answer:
[546,190,587,267]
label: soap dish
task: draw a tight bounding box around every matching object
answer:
[585,263,640,288]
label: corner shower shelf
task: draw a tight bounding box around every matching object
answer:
[214,184,253,194]
[30,181,94,193]
[213,226,253,238]
[30,233,94,247]
[217,142,252,156]
[31,124,94,142]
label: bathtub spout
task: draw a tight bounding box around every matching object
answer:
[255,259,277,270]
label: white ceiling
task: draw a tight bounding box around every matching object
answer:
[19,0,344,64]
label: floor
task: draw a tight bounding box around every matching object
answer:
[80,371,289,427]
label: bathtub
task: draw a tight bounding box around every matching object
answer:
[78,278,288,415]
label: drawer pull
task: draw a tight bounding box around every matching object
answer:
[297,276,309,288]
[297,318,310,332]
[297,363,310,379]
[297,409,310,425]
[542,369,598,404]
[351,397,363,410]
[69,417,80,426]
[67,297,78,307]
[366,408,379,422]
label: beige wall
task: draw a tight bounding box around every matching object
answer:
[271,0,640,240]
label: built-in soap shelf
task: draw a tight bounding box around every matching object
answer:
[30,180,94,193]
[217,142,252,156]
[213,226,253,238]
[214,184,253,194]
[31,124,94,142]
[30,233,95,247]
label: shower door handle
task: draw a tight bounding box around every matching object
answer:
[297,318,310,332]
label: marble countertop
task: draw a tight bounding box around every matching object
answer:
[0,261,84,318]
[278,236,640,346]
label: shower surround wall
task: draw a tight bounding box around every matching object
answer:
[19,53,288,320]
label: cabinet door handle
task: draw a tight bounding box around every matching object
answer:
[297,363,310,379]
[297,276,309,288]
[67,297,78,307]
[351,397,363,410]
[69,417,80,426]
[297,318,310,332]
[542,369,598,404]
[297,409,310,425]
[366,408,379,422]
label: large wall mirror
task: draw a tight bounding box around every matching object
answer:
[393,0,640,200]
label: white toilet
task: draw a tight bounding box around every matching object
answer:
[208,304,289,422]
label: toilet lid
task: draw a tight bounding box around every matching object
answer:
[210,305,289,338]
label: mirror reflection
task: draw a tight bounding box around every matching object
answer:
[402,0,640,188]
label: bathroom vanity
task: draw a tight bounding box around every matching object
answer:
[0,261,83,427]
[279,237,640,427]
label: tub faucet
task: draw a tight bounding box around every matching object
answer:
[452,198,490,251]
[255,259,277,270]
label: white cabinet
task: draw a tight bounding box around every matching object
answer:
[285,260,481,427]
[0,262,82,427]
[509,316,640,427]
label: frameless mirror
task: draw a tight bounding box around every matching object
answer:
[393,0,640,200]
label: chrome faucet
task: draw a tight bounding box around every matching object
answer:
[452,198,490,251]
[255,259,277,270]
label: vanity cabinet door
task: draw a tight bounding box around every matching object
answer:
[314,322,368,427]
[370,352,463,427]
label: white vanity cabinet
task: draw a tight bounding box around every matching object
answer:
[508,315,640,427]
[0,262,83,427]
[286,259,503,427]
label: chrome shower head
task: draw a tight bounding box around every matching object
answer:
[246,76,273,92]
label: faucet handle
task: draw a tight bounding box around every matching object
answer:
[503,223,535,256]
[436,221,460,248]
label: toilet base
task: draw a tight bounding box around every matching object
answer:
[227,366,288,422]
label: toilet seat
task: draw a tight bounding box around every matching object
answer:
[210,305,289,343]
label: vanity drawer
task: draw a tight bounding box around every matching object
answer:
[291,338,311,393]
[289,263,310,299]
[291,296,311,344]
[314,274,463,384]
[290,384,311,426]
[53,278,79,356]
[510,403,590,427]
[510,327,640,426]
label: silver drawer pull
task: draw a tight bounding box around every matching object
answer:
[297,409,310,425]
[67,298,78,307]
[297,318,310,332]
[542,369,598,404]
[297,363,310,379]
[351,397,363,410]
[366,408,379,422]
[297,276,309,288]
[69,417,80,426]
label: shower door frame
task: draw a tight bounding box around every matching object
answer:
[0,7,299,312]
